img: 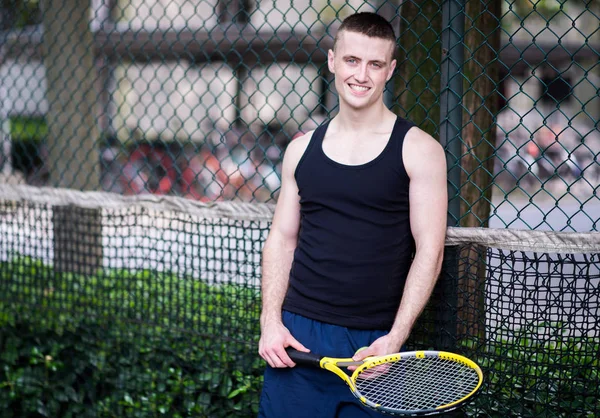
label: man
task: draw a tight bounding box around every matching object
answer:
[258,12,447,417]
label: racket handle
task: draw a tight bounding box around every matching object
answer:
[285,348,321,367]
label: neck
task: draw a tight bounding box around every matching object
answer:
[334,101,395,133]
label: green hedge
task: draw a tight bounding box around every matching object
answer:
[0,258,264,417]
[9,117,48,142]
[8,116,47,175]
[466,331,599,417]
[1,257,598,417]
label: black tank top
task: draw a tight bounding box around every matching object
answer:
[282,116,416,330]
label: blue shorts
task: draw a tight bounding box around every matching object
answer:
[258,311,390,418]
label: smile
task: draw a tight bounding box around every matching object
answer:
[349,84,370,92]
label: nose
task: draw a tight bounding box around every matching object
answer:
[355,63,369,83]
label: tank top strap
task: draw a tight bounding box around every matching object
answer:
[390,116,416,156]
[294,121,331,178]
[310,121,330,149]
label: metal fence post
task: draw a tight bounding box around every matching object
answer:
[439,0,465,227]
[436,3,465,391]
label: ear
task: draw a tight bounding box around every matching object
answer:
[386,59,397,81]
[327,49,335,74]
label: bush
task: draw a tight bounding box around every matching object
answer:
[0,258,264,417]
[8,117,48,176]
[464,331,599,417]
[2,257,597,417]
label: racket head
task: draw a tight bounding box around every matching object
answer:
[349,350,483,416]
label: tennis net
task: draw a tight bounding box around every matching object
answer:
[0,184,598,417]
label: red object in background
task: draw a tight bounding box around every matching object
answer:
[526,141,541,158]
[180,150,230,201]
[124,144,177,195]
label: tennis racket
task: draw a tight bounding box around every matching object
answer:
[286,347,483,416]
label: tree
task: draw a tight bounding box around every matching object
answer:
[459,0,502,339]
[460,1,501,228]
[0,0,41,30]
[41,0,102,274]
[394,1,441,137]
[41,0,99,190]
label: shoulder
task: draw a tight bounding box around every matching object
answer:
[281,130,316,174]
[402,127,446,177]
[287,130,314,155]
[404,126,443,152]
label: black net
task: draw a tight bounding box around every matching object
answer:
[0,187,270,417]
[475,249,599,417]
[409,231,600,417]
[0,186,599,417]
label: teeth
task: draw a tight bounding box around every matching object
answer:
[350,84,369,91]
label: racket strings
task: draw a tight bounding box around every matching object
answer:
[354,356,480,411]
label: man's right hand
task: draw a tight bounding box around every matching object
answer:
[258,320,309,368]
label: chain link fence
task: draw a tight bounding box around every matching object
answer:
[0,0,598,230]
[1,2,600,417]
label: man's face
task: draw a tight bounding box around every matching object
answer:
[328,31,396,111]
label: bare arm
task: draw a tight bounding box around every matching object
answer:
[355,128,448,358]
[259,133,312,367]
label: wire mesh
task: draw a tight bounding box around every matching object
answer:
[0,1,598,229]
[0,187,270,417]
[1,0,600,416]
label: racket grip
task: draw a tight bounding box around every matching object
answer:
[285,348,321,367]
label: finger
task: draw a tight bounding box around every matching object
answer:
[258,347,273,367]
[260,343,290,369]
[265,340,299,368]
[265,350,288,368]
[287,338,310,353]
[276,338,309,367]
[258,347,269,364]
[345,346,366,371]
[353,345,375,361]
[359,363,391,380]
[277,346,300,368]
[352,346,369,360]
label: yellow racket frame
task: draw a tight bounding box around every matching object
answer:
[318,350,483,415]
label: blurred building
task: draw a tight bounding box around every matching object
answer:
[1,0,599,194]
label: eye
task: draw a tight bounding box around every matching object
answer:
[346,58,357,64]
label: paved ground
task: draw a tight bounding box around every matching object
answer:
[489,188,599,232]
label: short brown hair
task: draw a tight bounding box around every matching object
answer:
[333,12,396,53]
